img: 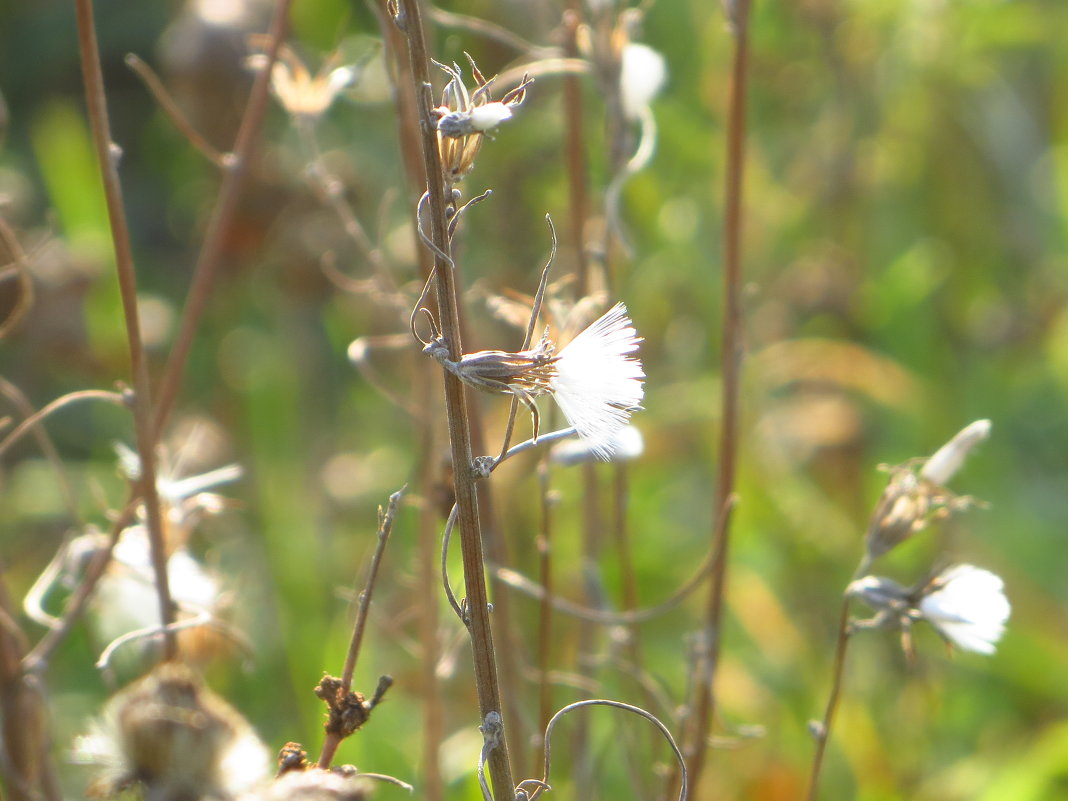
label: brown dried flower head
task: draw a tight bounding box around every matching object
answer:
[431,55,531,182]
[79,663,268,800]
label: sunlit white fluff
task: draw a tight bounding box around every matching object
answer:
[919,564,1010,655]
[550,303,644,460]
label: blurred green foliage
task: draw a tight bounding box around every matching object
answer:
[1,0,1066,800]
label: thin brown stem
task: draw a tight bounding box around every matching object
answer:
[295,119,404,307]
[428,7,552,56]
[317,487,405,769]
[75,0,175,659]
[0,217,35,339]
[0,566,59,801]
[22,496,138,673]
[534,459,554,770]
[0,389,127,461]
[416,390,445,801]
[0,379,80,521]
[805,597,853,801]
[395,0,515,796]
[152,0,293,437]
[341,487,405,693]
[124,54,229,167]
[490,496,738,626]
[682,1,751,794]
[562,9,590,292]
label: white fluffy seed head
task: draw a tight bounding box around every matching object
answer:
[919,564,1010,655]
[550,303,644,460]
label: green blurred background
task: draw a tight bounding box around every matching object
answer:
[1,0,1066,799]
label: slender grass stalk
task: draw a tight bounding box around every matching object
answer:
[684,1,752,791]
[124,54,229,168]
[805,596,853,801]
[0,390,127,461]
[22,498,138,674]
[74,0,175,660]
[562,7,590,290]
[152,0,294,437]
[394,0,515,796]
[318,487,404,769]
[416,410,445,801]
[0,379,81,523]
[0,568,61,801]
[535,460,555,769]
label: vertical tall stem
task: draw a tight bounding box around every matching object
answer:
[805,598,853,801]
[562,7,590,289]
[152,0,293,436]
[684,0,752,793]
[74,0,175,659]
[395,0,515,797]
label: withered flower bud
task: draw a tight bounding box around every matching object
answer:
[864,420,990,561]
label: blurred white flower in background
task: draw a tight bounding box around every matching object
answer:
[620,42,667,121]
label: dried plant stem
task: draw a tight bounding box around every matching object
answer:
[124,54,229,167]
[0,389,127,460]
[22,497,138,674]
[572,461,604,795]
[295,120,403,308]
[0,217,35,339]
[416,402,445,801]
[0,567,60,801]
[535,460,555,768]
[428,7,552,56]
[490,495,734,625]
[0,379,80,520]
[319,487,405,769]
[74,0,175,659]
[805,596,853,801]
[395,0,515,796]
[683,0,752,793]
[152,0,293,436]
[611,464,642,658]
[562,8,590,290]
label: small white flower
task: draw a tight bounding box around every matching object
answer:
[620,43,667,120]
[549,303,645,460]
[920,419,991,485]
[919,564,1010,655]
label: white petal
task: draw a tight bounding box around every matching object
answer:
[550,303,644,460]
[919,564,1010,654]
[920,419,991,485]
